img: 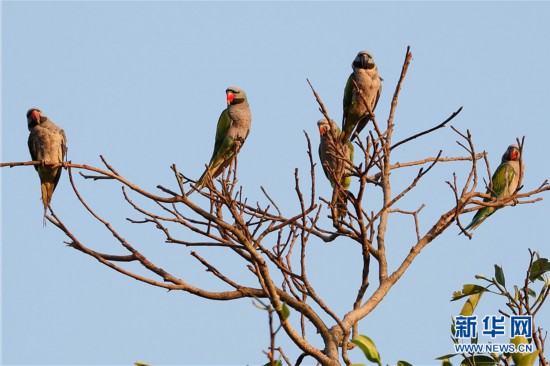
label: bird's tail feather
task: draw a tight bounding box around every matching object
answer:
[465,206,495,231]
[191,163,221,194]
[335,190,348,219]
[40,181,55,216]
[340,128,354,144]
[194,170,209,191]
[193,155,232,193]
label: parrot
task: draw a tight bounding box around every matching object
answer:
[465,144,523,231]
[318,118,354,218]
[27,108,67,219]
[341,50,382,143]
[194,87,252,190]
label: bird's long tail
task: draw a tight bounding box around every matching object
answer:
[41,181,55,211]
[40,180,56,226]
[194,170,209,192]
[38,167,59,222]
[190,165,217,195]
[334,190,348,219]
[350,117,371,142]
[465,206,495,231]
[340,129,352,144]
[191,154,234,195]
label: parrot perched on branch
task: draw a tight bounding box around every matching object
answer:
[341,50,382,143]
[27,108,67,219]
[465,144,523,231]
[195,87,252,190]
[318,118,354,218]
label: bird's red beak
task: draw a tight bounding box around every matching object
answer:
[319,126,326,136]
[226,92,235,106]
[31,110,41,123]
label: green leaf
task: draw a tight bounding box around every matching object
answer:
[351,335,382,366]
[527,287,536,298]
[513,351,540,366]
[510,336,539,366]
[533,288,546,307]
[281,302,290,321]
[474,274,489,280]
[397,361,413,366]
[529,257,550,282]
[436,353,458,360]
[494,264,505,287]
[460,355,497,365]
[252,299,267,310]
[460,292,483,316]
[510,335,529,346]
[452,284,487,301]
[441,360,453,366]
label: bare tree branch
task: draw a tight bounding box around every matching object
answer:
[4,45,549,365]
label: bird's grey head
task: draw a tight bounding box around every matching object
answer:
[226,87,247,106]
[317,118,330,136]
[317,118,339,137]
[352,50,376,70]
[26,108,44,130]
[502,144,520,163]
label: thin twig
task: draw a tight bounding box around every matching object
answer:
[390,106,463,151]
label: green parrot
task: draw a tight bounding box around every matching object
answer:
[27,108,67,219]
[318,118,354,218]
[195,87,252,190]
[465,144,523,231]
[341,50,382,143]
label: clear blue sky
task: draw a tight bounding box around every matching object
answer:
[2,1,549,365]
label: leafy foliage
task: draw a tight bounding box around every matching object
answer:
[440,250,549,366]
[351,335,382,366]
[350,334,412,366]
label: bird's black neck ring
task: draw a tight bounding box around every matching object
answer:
[231,97,246,105]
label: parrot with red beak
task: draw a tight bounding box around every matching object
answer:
[27,108,67,219]
[195,87,251,190]
[465,144,524,231]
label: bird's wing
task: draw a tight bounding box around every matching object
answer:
[28,132,39,171]
[210,109,233,162]
[318,140,331,184]
[60,129,68,161]
[342,73,354,128]
[373,77,382,113]
[490,162,516,198]
[346,140,354,163]
[52,129,67,188]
